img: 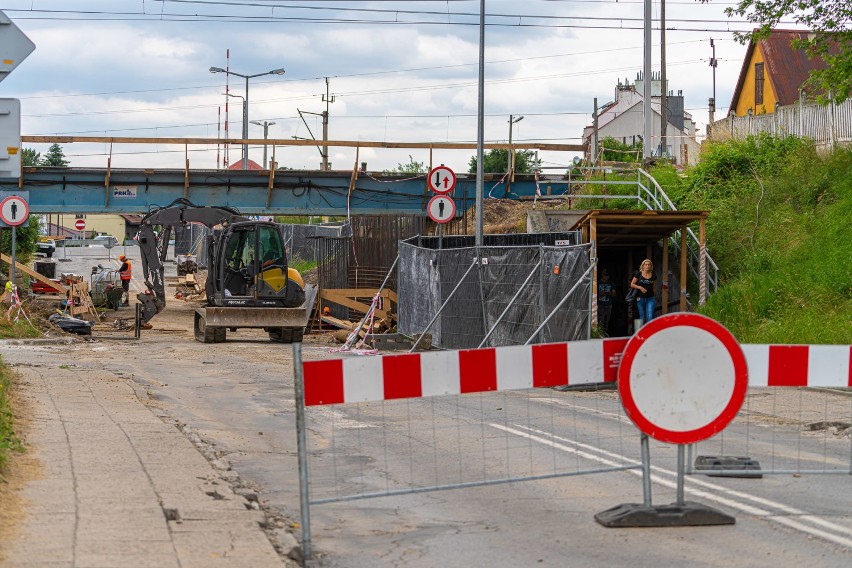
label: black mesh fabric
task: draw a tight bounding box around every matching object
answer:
[399,234,590,348]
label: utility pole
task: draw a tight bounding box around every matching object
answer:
[708,38,718,137]
[660,0,667,159]
[475,0,485,246]
[593,98,599,164]
[322,77,335,171]
[250,120,276,168]
[642,0,652,160]
[507,115,523,173]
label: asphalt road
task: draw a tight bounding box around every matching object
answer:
[23,335,850,567]
[19,245,852,566]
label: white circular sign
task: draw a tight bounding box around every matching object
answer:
[0,195,29,226]
[427,195,456,224]
[428,165,456,194]
[618,313,748,444]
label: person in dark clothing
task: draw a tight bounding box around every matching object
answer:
[597,269,616,336]
[630,258,657,327]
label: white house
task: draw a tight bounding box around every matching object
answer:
[583,72,701,166]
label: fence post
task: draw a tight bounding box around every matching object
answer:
[641,434,653,507]
[799,90,805,137]
[292,341,313,560]
[829,93,837,152]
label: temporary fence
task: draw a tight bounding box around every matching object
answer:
[292,339,851,559]
[397,233,589,349]
[688,344,852,476]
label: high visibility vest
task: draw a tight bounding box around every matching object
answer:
[120,260,132,281]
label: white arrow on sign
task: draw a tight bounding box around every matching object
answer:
[0,11,36,84]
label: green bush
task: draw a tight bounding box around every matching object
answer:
[662,137,852,344]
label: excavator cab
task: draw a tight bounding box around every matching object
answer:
[208,221,305,308]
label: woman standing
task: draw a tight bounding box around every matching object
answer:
[630,259,657,327]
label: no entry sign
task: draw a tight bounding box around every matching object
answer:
[618,313,748,445]
[75,218,86,231]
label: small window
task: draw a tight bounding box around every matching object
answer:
[754,62,765,105]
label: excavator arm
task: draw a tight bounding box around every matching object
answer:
[137,198,247,324]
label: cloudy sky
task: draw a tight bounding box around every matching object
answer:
[1,0,789,173]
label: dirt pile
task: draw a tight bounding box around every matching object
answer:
[459,198,568,235]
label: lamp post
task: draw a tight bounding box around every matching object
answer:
[250,120,276,169]
[210,65,286,170]
[508,115,524,173]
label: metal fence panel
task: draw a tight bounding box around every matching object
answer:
[398,236,591,349]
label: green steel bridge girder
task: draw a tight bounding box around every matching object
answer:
[0,167,546,215]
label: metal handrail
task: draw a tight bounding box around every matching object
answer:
[535,167,719,296]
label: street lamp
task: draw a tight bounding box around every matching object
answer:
[250,120,276,169]
[210,65,286,169]
[508,115,524,173]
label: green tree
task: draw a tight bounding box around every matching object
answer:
[40,143,69,167]
[1,217,41,265]
[723,1,851,104]
[21,148,40,166]
[599,137,642,163]
[383,155,427,175]
[468,149,536,174]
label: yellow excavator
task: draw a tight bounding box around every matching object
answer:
[135,199,315,343]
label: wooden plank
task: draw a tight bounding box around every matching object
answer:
[320,315,355,330]
[22,135,586,153]
[0,254,68,293]
[319,289,393,321]
[322,288,397,302]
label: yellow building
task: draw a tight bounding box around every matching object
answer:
[730,29,830,116]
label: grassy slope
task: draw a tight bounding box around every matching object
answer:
[654,136,852,344]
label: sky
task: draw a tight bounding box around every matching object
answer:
[0,0,795,174]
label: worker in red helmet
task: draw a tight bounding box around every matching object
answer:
[118,254,132,304]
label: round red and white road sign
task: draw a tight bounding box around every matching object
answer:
[0,195,29,226]
[618,313,748,445]
[427,195,456,224]
[428,165,456,194]
[75,218,86,231]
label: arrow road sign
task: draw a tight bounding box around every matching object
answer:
[428,165,456,194]
[0,11,36,84]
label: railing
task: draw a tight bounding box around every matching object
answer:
[535,166,718,296]
[636,169,719,294]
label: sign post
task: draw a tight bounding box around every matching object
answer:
[75,218,86,242]
[0,194,29,291]
[596,313,747,527]
[427,166,457,250]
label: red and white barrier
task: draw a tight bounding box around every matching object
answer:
[742,344,851,388]
[303,338,628,406]
[302,340,851,407]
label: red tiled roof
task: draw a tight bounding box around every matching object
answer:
[227,159,264,171]
[730,29,834,111]
[120,214,142,225]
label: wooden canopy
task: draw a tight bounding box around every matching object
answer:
[572,209,710,320]
[572,209,708,247]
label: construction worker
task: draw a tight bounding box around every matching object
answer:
[118,255,132,303]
